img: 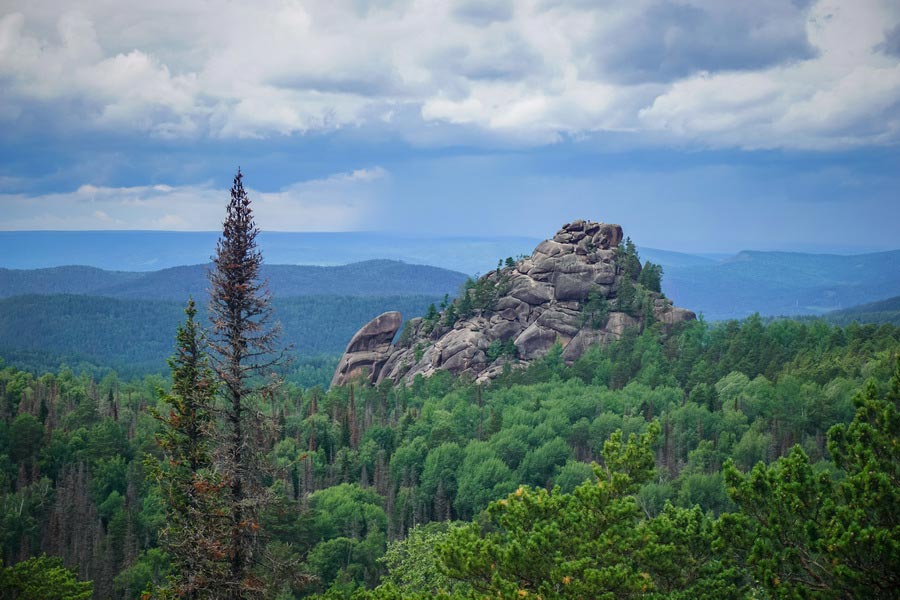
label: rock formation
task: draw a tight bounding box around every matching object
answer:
[330,311,403,388]
[331,220,695,387]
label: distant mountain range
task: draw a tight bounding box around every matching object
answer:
[0,260,468,300]
[0,231,541,276]
[0,260,469,381]
[3,242,900,322]
[2,230,899,384]
[657,249,900,321]
[818,295,900,327]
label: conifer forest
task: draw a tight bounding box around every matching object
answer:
[1,171,897,600]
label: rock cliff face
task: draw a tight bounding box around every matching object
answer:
[331,220,695,388]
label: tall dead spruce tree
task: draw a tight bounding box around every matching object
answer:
[208,169,280,599]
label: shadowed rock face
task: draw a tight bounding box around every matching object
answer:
[331,221,695,387]
[330,311,402,388]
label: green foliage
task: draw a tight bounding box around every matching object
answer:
[612,241,662,318]
[619,237,642,280]
[485,338,517,362]
[438,423,741,599]
[397,320,414,347]
[8,413,42,465]
[376,522,469,596]
[306,533,385,591]
[310,484,387,541]
[0,294,443,382]
[452,270,510,321]
[419,443,464,518]
[0,554,93,600]
[0,313,898,598]
[580,289,609,329]
[147,299,229,599]
[616,277,638,316]
[638,261,664,294]
[113,548,171,600]
[517,436,572,487]
[442,303,458,328]
[424,303,438,323]
[721,356,900,598]
[455,443,515,519]
[826,366,900,596]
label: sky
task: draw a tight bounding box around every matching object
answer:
[0,0,898,253]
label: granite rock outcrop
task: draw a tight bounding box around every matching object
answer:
[332,220,695,387]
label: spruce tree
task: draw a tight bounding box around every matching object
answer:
[150,299,228,599]
[208,169,281,599]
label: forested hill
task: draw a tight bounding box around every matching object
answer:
[821,295,900,326]
[0,294,446,382]
[0,260,468,300]
[661,249,900,320]
[4,238,900,321]
[1,316,897,598]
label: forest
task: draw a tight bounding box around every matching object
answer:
[1,174,897,600]
[1,313,897,598]
[0,294,447,386]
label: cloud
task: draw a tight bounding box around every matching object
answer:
[637,0,900,149]
[451,0,515,26]
[0,168,387,231]
[877,23,900,57]
[0,0,898,149]
[580,0,817,84]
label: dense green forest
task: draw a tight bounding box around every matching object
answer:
[0,294,447,384]
[1,314,897,598]
[818,295,900,327]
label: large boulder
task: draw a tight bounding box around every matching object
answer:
[331,311,402,387]
[514,322,561,360]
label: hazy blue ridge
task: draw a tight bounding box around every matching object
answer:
[3,231,900,322]
[636,247,719,268]
[0,231,542,276]
[661,249,900,321]
[0,260,468,300]
[817,295,900,326]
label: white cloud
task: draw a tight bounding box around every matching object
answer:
[637,0,900,149]
[0,168,387,231]
[0,0,897,149]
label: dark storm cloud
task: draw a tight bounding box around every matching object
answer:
[876,23,900,57]
[267,72,404,97]
[584,1,818,84]
[427,34,546,83]
[451,0,515,26]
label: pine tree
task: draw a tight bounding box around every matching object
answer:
[619,236,642,280]
[208,169,281,599]
[637,260,663,293]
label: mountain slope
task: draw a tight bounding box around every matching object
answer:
[819,295,900,326]
[662,250,900,320]
[0,294,446,378]
[0,260,468,300]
